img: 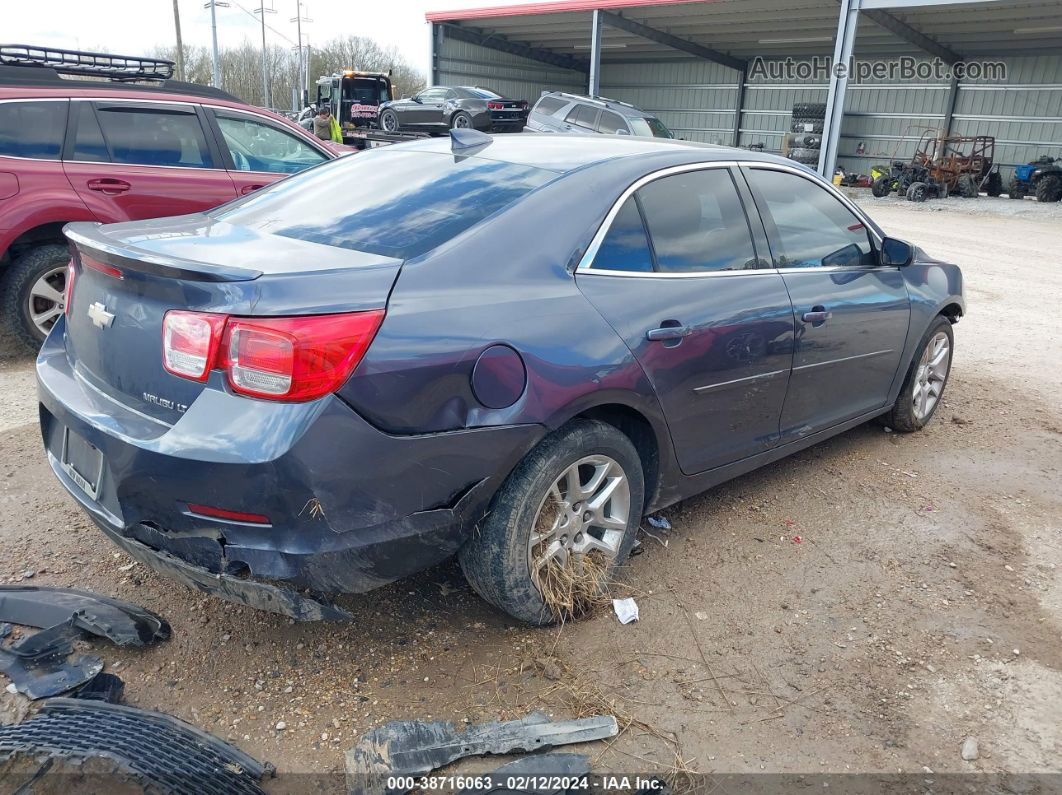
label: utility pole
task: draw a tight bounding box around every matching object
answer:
[290,0,312,106]
[172,0,185,80]
[254,0,276,109]
[203,0,229,88]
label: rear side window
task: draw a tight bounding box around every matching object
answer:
[638,169,758,273]
[0,100,67,160]
[745,168,874,268]
[565,104,599,129]
[213,149,554,259]
[215,114,326,174]
[597,110,628,135]
[590,197,652,273]
[533,96,566,116]
[95,106,214,168]
[71,103,109,162]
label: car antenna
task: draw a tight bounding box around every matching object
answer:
[450,128,492,152]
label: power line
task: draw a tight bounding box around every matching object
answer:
[228,0,298,48]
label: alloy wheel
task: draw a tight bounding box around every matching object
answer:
[453,114,470,129]
[912,331,950,420]
[27,266,67,337]
[527,455,630,582]
[382,113,397,132]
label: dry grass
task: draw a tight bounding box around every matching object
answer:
[535,549,613,623]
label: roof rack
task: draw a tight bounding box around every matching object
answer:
[550,91,637,110]
[0,44,175,82]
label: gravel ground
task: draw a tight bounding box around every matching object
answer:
[0,196,1059,787]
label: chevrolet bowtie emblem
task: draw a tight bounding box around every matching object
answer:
[88,302,115,329]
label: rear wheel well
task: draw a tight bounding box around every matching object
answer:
[1,223,68,270]
[573,404,660,510]
[940,302,963,323]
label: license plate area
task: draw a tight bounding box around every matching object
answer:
[60,426,104,500]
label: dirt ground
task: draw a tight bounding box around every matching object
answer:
[0,195,1060,788]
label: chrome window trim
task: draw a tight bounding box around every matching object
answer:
[575,159,890,279]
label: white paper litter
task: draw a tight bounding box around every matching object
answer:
[612,597,639,624]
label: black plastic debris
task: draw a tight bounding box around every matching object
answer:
[0,698,274,795]
[457,753,591,795]
[0,647,102,700]
[0,586,171,646]
[345,712,618,795]
[72,672,125,703]
[0,587,169,700]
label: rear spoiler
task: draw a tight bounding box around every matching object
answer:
[64,222,262,283]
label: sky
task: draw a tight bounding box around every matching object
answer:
[5,0,535,77]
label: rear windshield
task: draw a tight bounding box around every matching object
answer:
[630,117,674,139]
[462,87,501,99]
[211,149,554,260]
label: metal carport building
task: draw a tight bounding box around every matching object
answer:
[426,0,1062,180]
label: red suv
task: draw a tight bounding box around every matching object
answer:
[0,45,344,349]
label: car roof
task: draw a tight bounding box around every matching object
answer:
[541,92,653,119]
[392,132,780,174]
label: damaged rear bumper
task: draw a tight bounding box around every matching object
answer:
[37,326,544,619]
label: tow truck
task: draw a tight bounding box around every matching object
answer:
[311,69,425,148]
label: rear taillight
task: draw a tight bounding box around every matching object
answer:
[63,259,75,317]
[163,311,227,382]
[162,310,384,402]
[488,102,502,110]
[82,255,124,279]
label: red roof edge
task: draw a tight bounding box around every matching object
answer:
[426,0,704,23]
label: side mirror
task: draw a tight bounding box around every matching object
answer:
[412,95,422,104]
[880,237,914,267]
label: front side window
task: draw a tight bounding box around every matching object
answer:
[0,100,67,160]
[637,169,759,273]
[417,88,448,103]
[746,169,874,268]
[597,110,628,135]
[94,106,213,168]
[629,117,674,139]
[216,114,327,175]
[590,197,652,273]
[212,149,554,260]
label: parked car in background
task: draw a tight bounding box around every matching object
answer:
[0,44,343,349]
[39,129,964,625]
[526,92,674,139]
[378,86,528,133]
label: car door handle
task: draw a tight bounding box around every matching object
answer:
[801,306,831,326]
[86,178,131,195]
[240,184,266,195]
[646,325,691,341]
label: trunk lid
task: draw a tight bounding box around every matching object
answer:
[63,216,401,423]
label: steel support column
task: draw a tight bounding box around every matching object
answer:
[818,0,860,178]
[589,9,603,97]
[430,22,442,85]
[942,75,959,137]
[733,67,747,147]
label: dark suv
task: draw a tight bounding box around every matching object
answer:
[0,44,342,349]
[525,92,674,139]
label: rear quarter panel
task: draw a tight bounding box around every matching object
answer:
[0,156,94,256]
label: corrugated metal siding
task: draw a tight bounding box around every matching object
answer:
[436,36,586,103]
[951,56,1062,171]
[600,61,740,144]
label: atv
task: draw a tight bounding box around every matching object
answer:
[871,161,908,197]
[1008,156,1062,202]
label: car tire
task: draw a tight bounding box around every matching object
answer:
[459,419,644,625]
[881,316,954,433]
[1034,174,1062,203]
[379,110,400,133]
[871,175,893,197]
[0,243,70,351]
[906,182,928,202]
[1008,179,1026,200]
[450,111,473,130]
[791,102,826,118]
[790,119,824,134]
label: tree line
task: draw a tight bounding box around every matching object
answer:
[154,35,426,111]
